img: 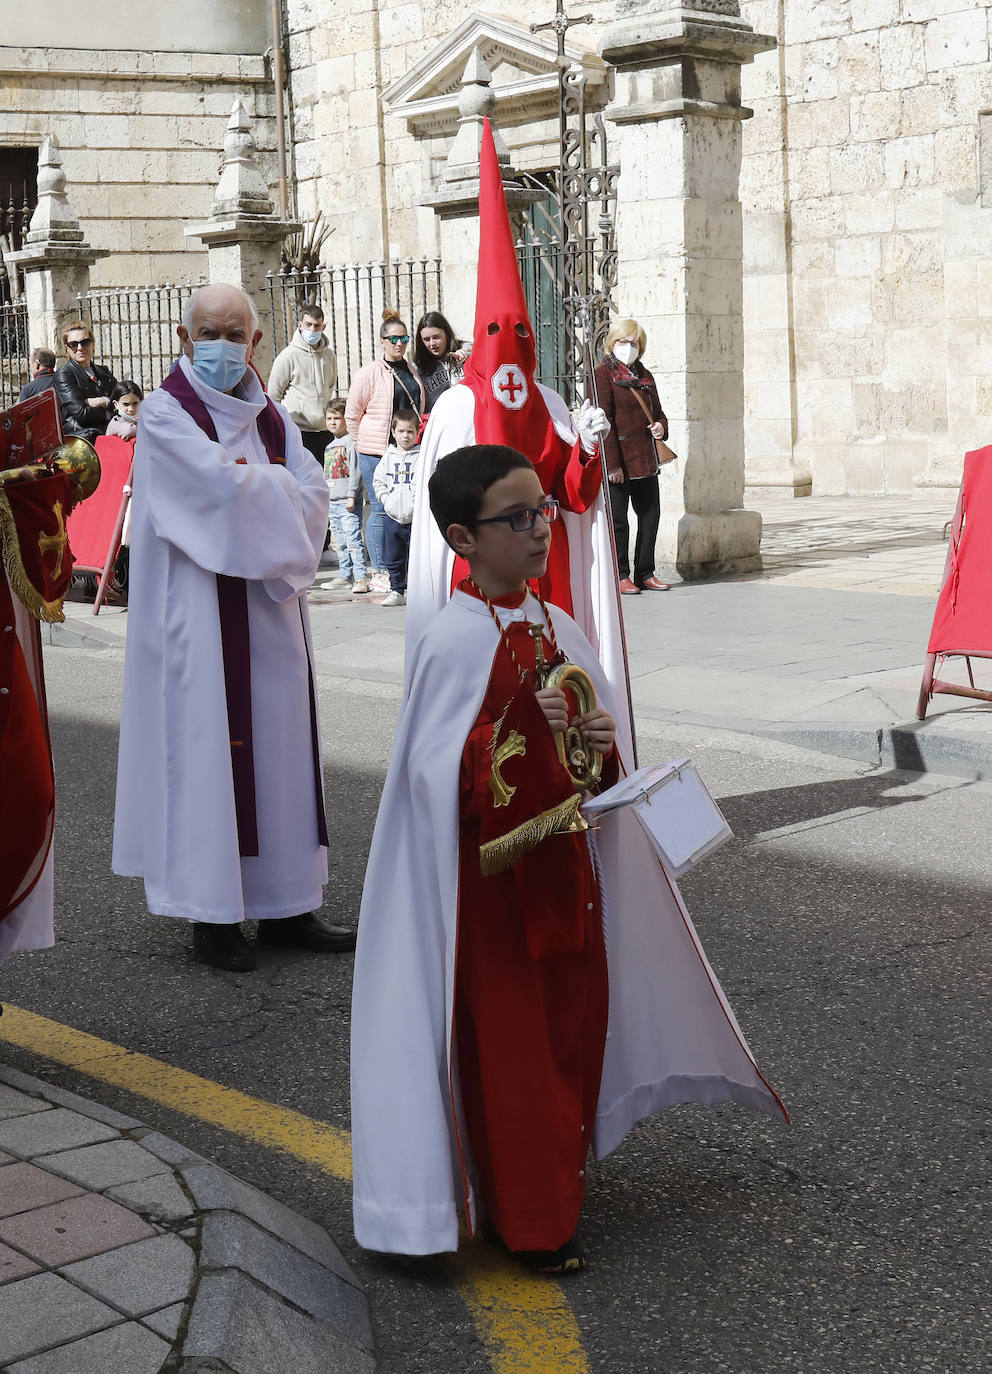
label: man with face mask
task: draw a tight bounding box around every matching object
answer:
[268,302,338,464]
[112,284,356,970]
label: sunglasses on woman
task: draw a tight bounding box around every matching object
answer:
[67,338,94,349]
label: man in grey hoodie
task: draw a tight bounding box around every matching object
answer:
[268,302,338,463]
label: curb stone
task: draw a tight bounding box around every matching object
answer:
[0,1064,374,1373]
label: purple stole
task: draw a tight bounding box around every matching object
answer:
[159,363,328,857]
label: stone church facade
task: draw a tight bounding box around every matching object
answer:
[4,0,992,502]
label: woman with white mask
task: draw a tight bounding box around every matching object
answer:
[594,317,671,594]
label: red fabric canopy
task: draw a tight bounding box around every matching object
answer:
[927,446,992,655]
[66,434,132,571]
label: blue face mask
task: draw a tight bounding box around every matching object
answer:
[300,328,323,346]
[191,339,249,393]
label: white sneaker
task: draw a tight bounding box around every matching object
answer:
[320,577,351,590]
[370,571,390,592]
[381,590,406,606]
[351,579,370,594]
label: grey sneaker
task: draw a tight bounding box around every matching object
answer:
[381,590,406,606]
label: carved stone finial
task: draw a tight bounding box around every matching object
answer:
[445,47,510,184]
[26,136,84,246]
[211,97,275,219]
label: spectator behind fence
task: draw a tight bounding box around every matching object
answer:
[372,408,421,607]
[320,398,369,595]
[105,381,144,441]
[18,347,57,402]
[345,309,425,594]
[267,301,338,464]
[413,312,471,415]
[53,320,117,441]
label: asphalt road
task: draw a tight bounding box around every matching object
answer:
[2,635,990,1372]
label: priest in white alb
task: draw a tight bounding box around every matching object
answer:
[113,283,355,971]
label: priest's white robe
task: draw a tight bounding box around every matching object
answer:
[351,589,787,1256]
[406,383,632,756]
[112,357,330,924]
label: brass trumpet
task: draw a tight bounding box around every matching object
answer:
[531,626,603,793]
[0,437,101,505]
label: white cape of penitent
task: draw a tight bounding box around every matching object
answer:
[405,381,633,759]
[351,589,787,1257]
[112,357,330,924]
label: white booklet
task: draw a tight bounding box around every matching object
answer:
[582,759,733,876]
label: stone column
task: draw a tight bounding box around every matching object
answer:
[8,136,109,354]
[421,50,543,332]
[599,2,776,577]
[185,98,301,379]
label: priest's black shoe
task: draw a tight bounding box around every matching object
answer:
[257,913,357,953]
[192,922,258,972]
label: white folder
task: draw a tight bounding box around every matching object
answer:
[582,759,733,876]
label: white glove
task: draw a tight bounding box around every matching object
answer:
[576,398,610,454]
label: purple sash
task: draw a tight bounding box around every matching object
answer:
[159,362,328,856]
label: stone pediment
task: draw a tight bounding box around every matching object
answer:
[382,11,607,136]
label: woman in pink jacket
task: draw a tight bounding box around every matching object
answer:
[345,309,425,591]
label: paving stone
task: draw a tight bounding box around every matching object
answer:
[0,1072,143,1131]
[133,1130,209,1168]
[0,1192,156,1266]
[0,1109,118,1160]
[182,1270,375,1374]
[108,1171,195,1222]
[141,1299,187,1341]
[200,1211,372,1348]
[0,1162,83,1218]
[0,1272,119,1364]
[0,1085,51,1122]
[0,1151,15,1163]
[42,1140,168,1192]
[6,1319,171,1373]
[180,1163,356,1281]
[0,1239,41,1285]
[62,1232,195,1317]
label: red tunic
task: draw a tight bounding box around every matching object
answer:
[453,582,615,1251]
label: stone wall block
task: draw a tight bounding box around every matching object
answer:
[883,132,936,190]
[850,90,901,142]
[829,142,885,195]
[743,213,789,275]
[899,83,941,138]
[879,24,927,90]
[825,276,875,330]
[924,10,988,73]
[934,125,978,195]
[797,378,856,435]
[799,38,839,101]
[881,229,941,274]
[818,332,885,378]
[893,185,942,230]
[838,30,881,88]
[787,96,850,148]
[834,234,882,277]
[783,0,852,45]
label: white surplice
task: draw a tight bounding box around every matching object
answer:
[351,590,788,1257]
[112,357,330,924]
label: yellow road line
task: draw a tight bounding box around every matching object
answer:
[454,1245,591,1374]
[0,1004,352,1180]
[0,1004,592,1373]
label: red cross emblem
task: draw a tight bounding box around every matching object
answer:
[491,363,529,411]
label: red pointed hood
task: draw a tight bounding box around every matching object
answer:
[462,118,559,463]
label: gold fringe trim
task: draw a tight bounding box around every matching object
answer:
[479,792,582,876]
[0,488,65,623]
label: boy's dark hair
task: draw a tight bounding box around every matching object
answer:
[392,408,419,428]
[112,380,143,401]
[326,397,346,415]
[428,445,533,544]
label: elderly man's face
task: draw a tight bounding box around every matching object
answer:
[177,289,263,366]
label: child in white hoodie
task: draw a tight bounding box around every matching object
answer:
[372,409,421,607]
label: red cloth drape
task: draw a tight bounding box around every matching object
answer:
[927,446,992,654]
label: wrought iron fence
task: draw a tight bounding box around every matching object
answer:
[0,299,30,408]
[516,235,611,406]
[75,283,202,393]
[266,258,443,394]
[0,183,36,309]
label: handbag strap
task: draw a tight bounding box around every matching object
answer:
[392,367,421,414]
[630,387,655,426]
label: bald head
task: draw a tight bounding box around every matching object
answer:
[181,283,259,337]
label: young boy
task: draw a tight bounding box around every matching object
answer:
[371,408,420,607]
[351,445,786,1274]
[321,399,369,594]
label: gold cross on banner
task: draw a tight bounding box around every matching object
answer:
[38,499,68,579]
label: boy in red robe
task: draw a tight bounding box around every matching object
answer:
[350,445,787,1273]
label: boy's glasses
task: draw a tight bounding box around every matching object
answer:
[473,499,559,533]
[384,334,409,344]
[67,338,93,349]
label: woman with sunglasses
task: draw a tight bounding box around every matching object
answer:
[413,311,471,415]
[345,309,425,593]
[53,320,118,441]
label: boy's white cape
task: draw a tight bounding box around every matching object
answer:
[351,591,787,1257]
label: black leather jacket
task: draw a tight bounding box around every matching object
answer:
[53,359,117,437]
